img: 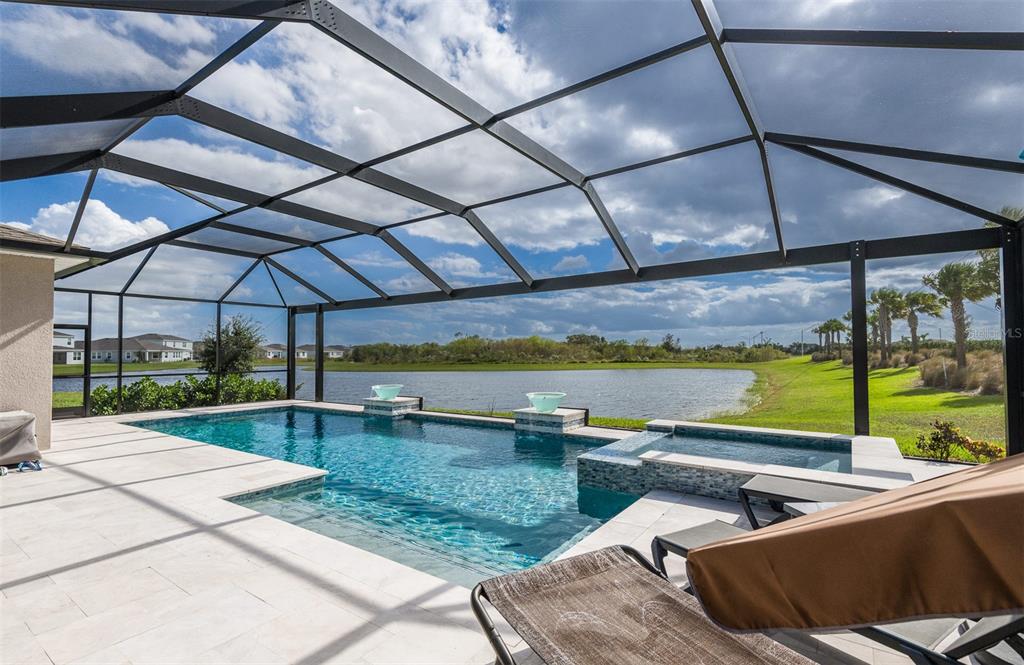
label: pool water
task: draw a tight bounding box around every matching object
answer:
[637,430,853,473]
[133,407,636,586]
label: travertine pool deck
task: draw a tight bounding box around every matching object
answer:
[1,402,513,665]
[3,401,944,664]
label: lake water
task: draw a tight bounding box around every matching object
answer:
[54,366,755,420]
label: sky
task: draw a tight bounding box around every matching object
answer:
[3,0,1020,347]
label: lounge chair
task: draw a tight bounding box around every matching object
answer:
[648,520,1024,664]
[737,474,877,529]
[471,544,1024,665]
[473,458,1022,664]
[471,544,814,665]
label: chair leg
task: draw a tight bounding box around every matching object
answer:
[739,489,761,529]
[651,538,668,575]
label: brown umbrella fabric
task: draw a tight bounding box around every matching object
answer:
[686,454,1024,632]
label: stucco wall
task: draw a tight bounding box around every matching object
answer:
[0,254,54,450]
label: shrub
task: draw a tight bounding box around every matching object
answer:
[810,351,839,362]
[962,437,1005,463]
[915,419,1003,463]
[915,419,968,461]
[89,375,285,415]
[904,352,923,366]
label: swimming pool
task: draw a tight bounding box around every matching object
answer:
[133,407,635,586]
[640,429,853,473]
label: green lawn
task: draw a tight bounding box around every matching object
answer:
[53,392,82,408]
[54,360,287,376]
[709,357,1004,458]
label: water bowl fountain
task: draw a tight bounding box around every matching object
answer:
[526,392,566,413]
[371,384,404,400]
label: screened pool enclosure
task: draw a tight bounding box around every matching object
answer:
[0,0,1021,452]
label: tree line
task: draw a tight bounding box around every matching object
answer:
[812,211,1015,371]
[347,332,788,365]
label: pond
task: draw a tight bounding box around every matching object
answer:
[56,366,755,420]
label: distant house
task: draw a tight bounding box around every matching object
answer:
[53,331,84,365]
[291,344,351,360]
[263,344,287,359]
[82,333,194,363]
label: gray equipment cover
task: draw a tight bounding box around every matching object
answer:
[0,411,41,466]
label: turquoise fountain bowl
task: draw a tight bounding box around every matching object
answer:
[371,384,404,400]
[526,392,566,413]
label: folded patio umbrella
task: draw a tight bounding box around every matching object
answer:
[686,454,1024,632]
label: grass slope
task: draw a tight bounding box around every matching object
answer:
[710,357,1003,457]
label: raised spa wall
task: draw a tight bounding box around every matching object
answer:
[577,420,911,501]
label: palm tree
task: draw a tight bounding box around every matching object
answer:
[813,325,823,351]
[923,262,997,369]
[902,291,943,354]
[867,310,880,350]
[870,288,905,363]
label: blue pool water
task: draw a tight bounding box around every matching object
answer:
[636,427,853,473]
[133,407,636,586]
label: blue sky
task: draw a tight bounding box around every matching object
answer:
[3,0,1020,347]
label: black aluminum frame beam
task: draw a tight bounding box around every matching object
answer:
[265,257,338,304]
[720,28,1024,51]
[0,90,174,128]
[264,259,287,306]
[313,245,389,300]
[290,227,1001,314]
[1001,226,1024,455]
[691,0,785,258]
[0,151,97,181]
[64,169,98,251]
[765,133,1024,174]
[219,258,262,302]
[849,240,869,435]
[3,1,309,20]
[166,239,263,259]
[774,141,1021,228]
[53,286,285,308]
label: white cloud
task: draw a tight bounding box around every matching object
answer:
[8,198,169,251]
[552,254,589,272]
[402,217,484,246]
[709,224,769,248]
[110,12,218,47]
[0,6,206,88]
[428,253,499,278]
[114,137,328,195]
[840,186,905,217]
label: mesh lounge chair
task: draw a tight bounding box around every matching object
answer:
[649,520,1024,665]
[471,545,1024,665]
[471,545,815,665]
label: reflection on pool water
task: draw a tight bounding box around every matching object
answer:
[133,407,636,586]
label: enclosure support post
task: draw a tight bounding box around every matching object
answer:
[1001,227,1023,456]
[286,307,296,400]
[315,304,324,402]
[84,293,92,417]
[850,241,870,435]
[116,295,124,414]
[215,302,222,405]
